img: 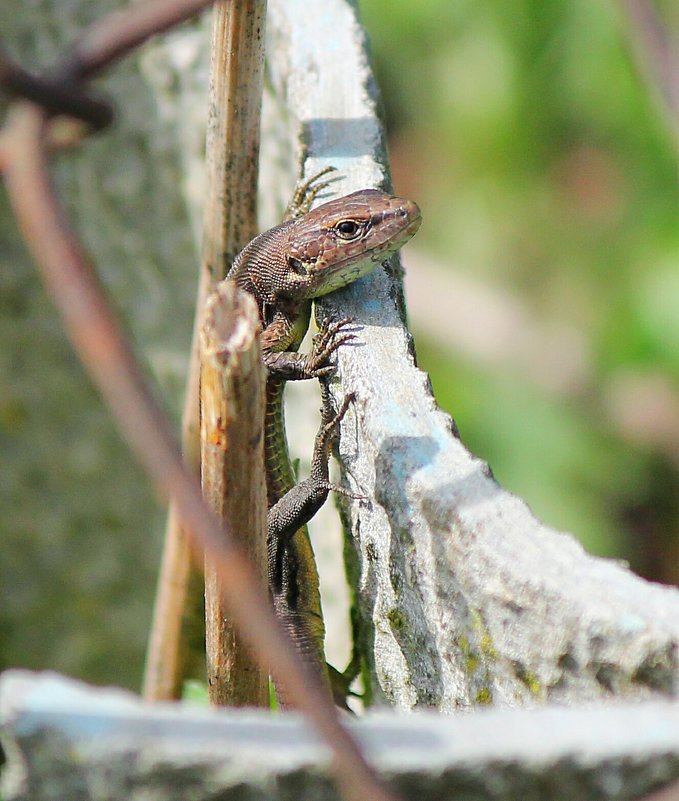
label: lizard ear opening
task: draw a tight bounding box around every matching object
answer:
[287,255,305,274]
[262,301,275,326]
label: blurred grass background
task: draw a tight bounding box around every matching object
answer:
[360,0,679,584]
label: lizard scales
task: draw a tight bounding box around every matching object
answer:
[227,184,421,702]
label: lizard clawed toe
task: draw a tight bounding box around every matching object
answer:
[285,166,341,219]
[320,481,367,503]
[317,394,366,502]
[317,391,354,439]
[312,365,336,379]
[316,316,357,339]
[308,317,360,375]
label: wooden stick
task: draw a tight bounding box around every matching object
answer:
[200,283,268,706]
[143,0,267,700]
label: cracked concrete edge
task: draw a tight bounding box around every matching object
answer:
[2,670,679,801]
[262,0,679,711]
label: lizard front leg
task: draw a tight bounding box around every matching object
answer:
[263,316,357,381]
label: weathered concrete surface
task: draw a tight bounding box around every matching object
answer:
[264,0,679,711]
[2,671,679,801]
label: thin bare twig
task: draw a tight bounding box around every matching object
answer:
[0,0,215,167]
[57,0,217,80]
[2,101,398,801]
[0,45,113,130]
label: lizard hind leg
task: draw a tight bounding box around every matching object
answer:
[266,390,360,708]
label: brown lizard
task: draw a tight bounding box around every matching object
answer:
[227,172,421,702]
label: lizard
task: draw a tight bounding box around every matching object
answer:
[226,171,422,703]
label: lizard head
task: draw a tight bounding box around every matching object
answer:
[278,188,421,300]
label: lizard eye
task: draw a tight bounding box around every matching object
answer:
[335,219,362,239]
[287,256,305,274]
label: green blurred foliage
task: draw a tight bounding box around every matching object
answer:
[182,680,209,704]
[360,0,679,579]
